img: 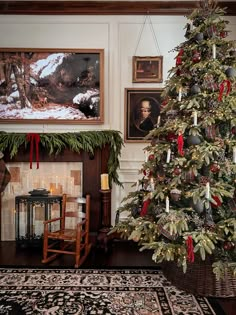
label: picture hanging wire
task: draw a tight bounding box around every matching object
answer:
[134,14,162,56]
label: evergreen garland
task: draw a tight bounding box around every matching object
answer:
[0,130,124,187]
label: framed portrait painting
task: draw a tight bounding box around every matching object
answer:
[0,48,104,124]
[125,88,163,143]
[132,56,163,83]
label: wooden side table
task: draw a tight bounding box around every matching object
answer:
[97,189,112,252]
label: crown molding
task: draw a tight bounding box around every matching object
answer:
[0,1,235,16]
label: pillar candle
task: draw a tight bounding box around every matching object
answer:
[101,173,109,190]
[212,44,216,59]
[193,111,198,126]
[233,147,236,163]
[166,196,169,213]
[205,182,210,199]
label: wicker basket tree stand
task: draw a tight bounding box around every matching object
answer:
[162,256,236,298]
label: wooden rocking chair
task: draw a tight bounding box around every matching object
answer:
[42,193,91,268]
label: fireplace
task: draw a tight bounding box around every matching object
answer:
[0,143,111,243]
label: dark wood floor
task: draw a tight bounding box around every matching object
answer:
[0,239,235,315]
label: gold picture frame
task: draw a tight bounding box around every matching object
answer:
[0,48,104,124]
[132,56,163,83]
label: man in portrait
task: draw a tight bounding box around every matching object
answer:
[128,96,160,140]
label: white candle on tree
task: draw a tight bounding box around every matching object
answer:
[205,182,210,199]
[150,177,154,191]
[166,196,169,213]
[157,115,161,126]
[233,147,236,163]
[145,151,148,162]
[178,87,182,102]
[135,180,139,191]
[166,149,171,163]
[193,111,198,126]
[212,44,216,59]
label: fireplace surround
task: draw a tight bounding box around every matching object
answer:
[0,143,111,243]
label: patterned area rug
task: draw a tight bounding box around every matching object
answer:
[0,268,217,314]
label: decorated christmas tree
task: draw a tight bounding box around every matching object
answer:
[113,0,236,280]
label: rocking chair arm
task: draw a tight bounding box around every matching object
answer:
[43,217,62,225]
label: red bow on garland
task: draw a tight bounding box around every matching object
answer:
[27,133,41,169]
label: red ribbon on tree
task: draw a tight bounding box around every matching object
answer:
[218,80,231,101]
[177,132,184,156]
[186,235,195,263]
[27,133,41,169]
[176,48,184,66]
[140,199,151,216]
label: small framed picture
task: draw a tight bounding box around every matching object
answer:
[124,88,163,142]
[132,56,163,83]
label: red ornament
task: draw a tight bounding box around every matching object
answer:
[210,162,220,173]
[176,69,182,76]
[173,166,181,175]
[231,127,236,135]
[220,31,227,38]
[148,154,155,161]
[192,50,201,63]
[223,241,235,251]
[166,132,178,142]
[211,195,222,208]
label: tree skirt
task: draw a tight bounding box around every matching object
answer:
[0,268,217,314]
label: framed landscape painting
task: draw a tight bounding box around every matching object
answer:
[125,88,163,142]
[0,48,104,124]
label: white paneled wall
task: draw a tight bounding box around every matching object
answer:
[0,14,235,225]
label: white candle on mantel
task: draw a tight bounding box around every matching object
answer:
[212,44,216,59]
[233,147,236,164]
[157,115,161,126]
[193,111,198,126]
[205,182,210,199]
[166,196,170,213]
[166,149,171,163]
[178,87,182,102]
